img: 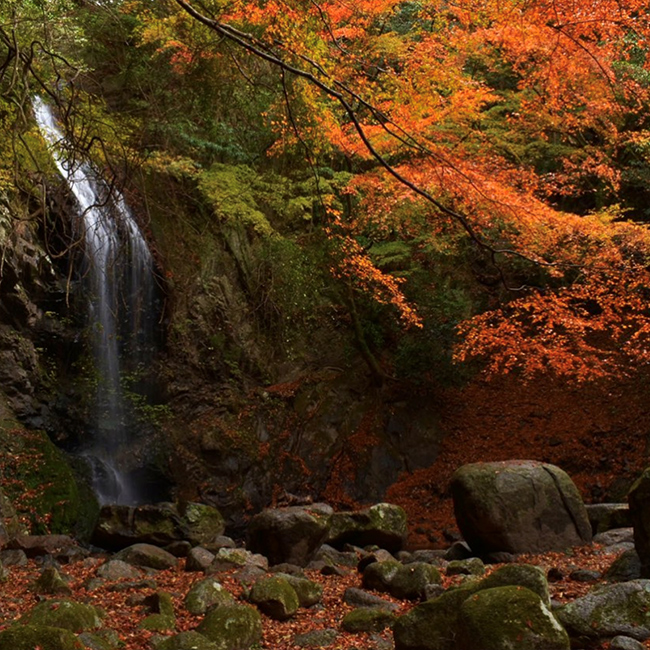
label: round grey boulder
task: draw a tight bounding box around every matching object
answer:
[451,461,592,554]
[247,504,332,567]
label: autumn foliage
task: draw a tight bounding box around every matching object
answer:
[112,0,650,380]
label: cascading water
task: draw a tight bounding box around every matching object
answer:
[33,97,159,505]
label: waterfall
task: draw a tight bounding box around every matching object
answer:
[33,97,158,505]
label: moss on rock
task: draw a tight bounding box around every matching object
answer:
[477,564,550,605]
[0,624,84,650]
[390,562,442,600]
[184,578,235,615]
[341,607,395,633]
[275,573,323,607]
[19,599,103,632]
[0,424,99,540]
[249,575,299,620]
[457,586,569,650]
[196,604,262,650]
[393,582,480,650]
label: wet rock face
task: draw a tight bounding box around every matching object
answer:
[0,205,60,422]
[451,460,592,555]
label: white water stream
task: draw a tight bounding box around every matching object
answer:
[34,97,156,505]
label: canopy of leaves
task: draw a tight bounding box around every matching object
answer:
[8,0,650,381]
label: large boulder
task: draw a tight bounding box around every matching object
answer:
[456,586,569,650]
[557,580,650,643]
[246,504,332,567]
[451,461,592,554]
[628,469,650,576]
[326,503,408,552]
[394,583,567,650]
[393,584,480,650]
[113,543,178,570]
[92,502,225,550]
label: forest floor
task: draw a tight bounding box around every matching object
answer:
[3,374,649,648]
[0,540,637,650]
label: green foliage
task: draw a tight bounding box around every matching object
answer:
[198,164,275,236]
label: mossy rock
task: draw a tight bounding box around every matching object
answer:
[113,543,177,570]
[0,426,99,540]
[20,599,103,632]
[92,503,225,550]
[155,631,218,650]
[393,583,480,650]
[275,573,323,607]
[477,564,550,605]
[78,630,120,650]
[249,575,299,620]
[327,503,407,552]
[32,566,73,595]
[341,607,395,633]
[196,604,262,650]
[185,578,235,615]
[140,613,176,632]
[390,562,442,600]
[183,503,226,545]
[0,623,84,650]
[557,579,650,642]
[457,586,570,650]
[362,560,402,593]
[446,558,485,577]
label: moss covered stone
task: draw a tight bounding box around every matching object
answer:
[140,613,176,632]
[362,560,402,593]
[446,558,485,577]
[557,579,650,642]
[183,503,225,545]
[275,573,323,607]
[457,586,569,650]
[140,591,177,632]
[0,425,99,540]
[451,461,591,555]
[0,623,84,650]
[294,628,338,647]
[78,630,119,650]
[20,599,103,632]
[32,566,73,596]
[196,604,262,650]
[184,578,235,615]
[341,607,395,633]
[92,503,225,550]
[327,503,407,552]
[390,562,442,600]
[113,543,178,570]
[249,575,299,620]
[477,564,550,605]
[393,583,480,650]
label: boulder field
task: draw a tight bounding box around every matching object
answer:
[1,460,649,650]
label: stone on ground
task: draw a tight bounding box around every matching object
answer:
[451,461,592,554]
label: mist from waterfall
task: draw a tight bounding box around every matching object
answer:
[33,97,158,505]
